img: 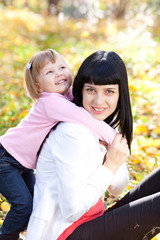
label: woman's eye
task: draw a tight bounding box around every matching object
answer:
[86,88,94,93]
[106,90,114,94]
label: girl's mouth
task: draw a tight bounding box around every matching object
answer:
[55,79,66,85]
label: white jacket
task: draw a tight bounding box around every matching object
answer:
[26,123,129,240]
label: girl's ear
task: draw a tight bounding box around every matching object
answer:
[36,82,43,93]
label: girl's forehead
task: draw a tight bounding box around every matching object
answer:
[55,55,67,64]
[40,57,67,70]
[38,55,67,72]
[40,61,54,70]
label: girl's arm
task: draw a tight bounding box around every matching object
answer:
[45,93,116,145]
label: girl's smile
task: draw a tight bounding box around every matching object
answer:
[55,79,67,85]
[82,83,119,121]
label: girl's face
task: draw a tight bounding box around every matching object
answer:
[82,83,119,121]
[37,55,72,95]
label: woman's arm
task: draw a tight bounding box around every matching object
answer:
[45,93,116,145]
[101,134,129,196]
[108,163,129,197]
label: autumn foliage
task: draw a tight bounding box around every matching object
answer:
[0,6,160,239]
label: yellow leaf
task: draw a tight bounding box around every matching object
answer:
[153,126,160,136]
[129,85,138,91]
[81,30,90,38]
[106,23,117,35]
[1,106,9,113]
[134,125,148,135]
[0,219,3,226]
[137,137,160,148]
[132,156,142,164]
[19,110,28,118]
[1,202,10,212]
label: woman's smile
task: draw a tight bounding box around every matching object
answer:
[91,106,108,114]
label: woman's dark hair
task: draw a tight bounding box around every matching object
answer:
[73,50,133,150]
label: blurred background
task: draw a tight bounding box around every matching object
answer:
[0,0,160,238]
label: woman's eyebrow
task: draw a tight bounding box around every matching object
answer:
[106,87,116,89]
[84,84,94,87]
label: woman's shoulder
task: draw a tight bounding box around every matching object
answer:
[58,122,94,133]
[53,122,98,144]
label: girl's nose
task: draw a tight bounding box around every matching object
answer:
[56,69,62,77]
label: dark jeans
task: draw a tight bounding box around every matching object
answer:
[0,143,35,240]
[67,167,160,240]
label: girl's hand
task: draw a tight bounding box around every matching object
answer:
[103,134,130,174]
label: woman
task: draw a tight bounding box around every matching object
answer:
[26,51,160,240]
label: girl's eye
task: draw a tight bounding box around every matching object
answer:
[60,66,66,69]
[46,71,53,75]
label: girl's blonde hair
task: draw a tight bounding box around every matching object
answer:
[24,49,59,101]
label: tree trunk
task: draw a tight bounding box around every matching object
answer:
[48,0,60,15]
[1,0,7,6]
[114,0,130,18]
[1,0,13,6]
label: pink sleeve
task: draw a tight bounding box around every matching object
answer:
[65,86,73,101]
[45,94,116,145]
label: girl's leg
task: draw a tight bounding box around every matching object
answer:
[108,166,160,211]
[21,168,35,230]
[0,147,34,240]
[22,168,35,198]
[67,192,160,240]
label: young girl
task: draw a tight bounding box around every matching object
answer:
[0,49,116,240]
[26,50,160,240]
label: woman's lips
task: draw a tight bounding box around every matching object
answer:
[91,106,107,114]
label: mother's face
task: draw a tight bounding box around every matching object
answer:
[82,83,119,121]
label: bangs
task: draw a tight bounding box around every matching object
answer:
[84,60,121,85]
[89,74,120,85]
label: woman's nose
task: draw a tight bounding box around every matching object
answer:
[94,94,104,105]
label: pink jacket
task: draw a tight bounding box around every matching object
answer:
[0,91,116,169]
